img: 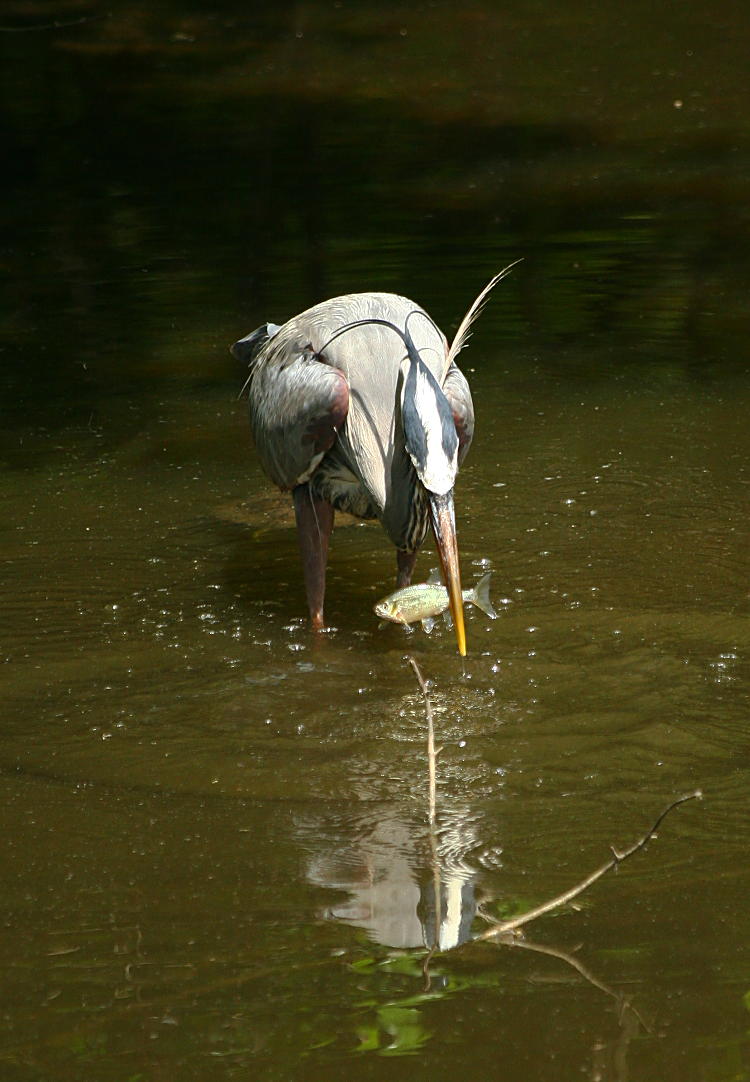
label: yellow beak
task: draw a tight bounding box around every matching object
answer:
[429,491,466,657]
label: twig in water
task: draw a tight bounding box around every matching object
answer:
[498,935,651,1033]
[478,790,702,939]
[406,655,442,957]
[407,656,437,824]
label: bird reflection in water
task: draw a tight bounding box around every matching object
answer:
[305,811,478,950]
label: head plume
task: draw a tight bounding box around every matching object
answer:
[443,260,523,377]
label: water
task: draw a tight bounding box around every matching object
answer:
[2,3,750,1079]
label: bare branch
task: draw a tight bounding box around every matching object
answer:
[406,655,443,953]
[407,655,437,824]
[478,790,702,939]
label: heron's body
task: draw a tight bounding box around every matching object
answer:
[232,280,502,654]
[242,293,473,547]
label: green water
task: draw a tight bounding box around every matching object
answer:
[2,2,750,1079]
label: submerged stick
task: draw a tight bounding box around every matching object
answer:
[407,656,437,824]
[478,790,702,939]
[500,935,651,1032]
[406,656,442,960]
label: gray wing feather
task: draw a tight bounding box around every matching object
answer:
[247,345,349,490]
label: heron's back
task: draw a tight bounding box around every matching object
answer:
[267,293,449,545]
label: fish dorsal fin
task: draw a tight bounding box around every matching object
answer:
[427,567,443,585]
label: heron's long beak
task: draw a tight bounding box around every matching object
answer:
[429,490,466,657]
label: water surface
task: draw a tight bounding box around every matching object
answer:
[2,2,750,1079]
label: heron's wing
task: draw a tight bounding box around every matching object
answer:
[442,363,474,466]
[247,346,349,490]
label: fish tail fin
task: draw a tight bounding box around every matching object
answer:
[470,572,497,619]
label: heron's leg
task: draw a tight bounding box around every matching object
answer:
[293,483,334,629]
[396,549,417,588]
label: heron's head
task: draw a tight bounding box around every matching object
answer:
[400,343,466,657]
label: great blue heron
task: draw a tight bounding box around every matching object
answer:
[232,268,514,656]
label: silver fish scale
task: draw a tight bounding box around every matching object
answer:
[381,582,449,622]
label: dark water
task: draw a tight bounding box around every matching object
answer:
[2,3,750,1079]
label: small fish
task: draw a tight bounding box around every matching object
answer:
[374,570,497,634]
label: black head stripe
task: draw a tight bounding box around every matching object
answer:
[402,354,458,475]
